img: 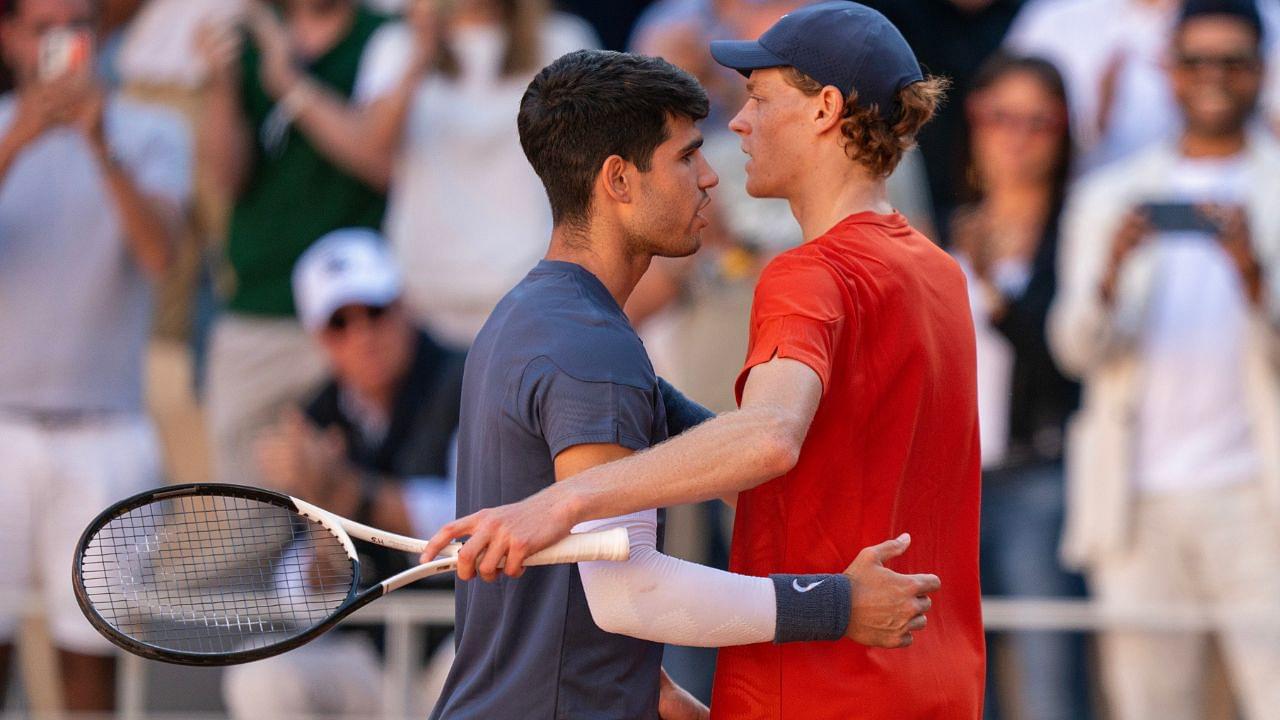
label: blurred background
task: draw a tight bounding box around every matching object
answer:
[3,0,1280,718]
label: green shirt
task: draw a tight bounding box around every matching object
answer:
[226,8,389,317]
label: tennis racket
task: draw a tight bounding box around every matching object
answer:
[72,483,629,666]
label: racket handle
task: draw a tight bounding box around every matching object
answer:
[524,527,630,565]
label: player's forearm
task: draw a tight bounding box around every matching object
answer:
[577,511,852,647]
[553,403,801,527]
[577,512,776,647]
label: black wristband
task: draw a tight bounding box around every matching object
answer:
[770,574,852,643]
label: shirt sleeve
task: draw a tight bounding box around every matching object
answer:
[352,22,415,105]
[735,253,850,402]
[519,356,656,458]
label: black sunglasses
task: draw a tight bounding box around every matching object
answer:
[1176,52,1261,73]
[326,304,390,332]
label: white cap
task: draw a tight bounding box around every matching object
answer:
[292,228,403,332]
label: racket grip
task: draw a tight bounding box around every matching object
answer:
[523,527,630,565]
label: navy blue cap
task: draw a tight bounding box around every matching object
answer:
[710,1,924,117]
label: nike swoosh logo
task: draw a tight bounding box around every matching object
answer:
[792,578,827,593]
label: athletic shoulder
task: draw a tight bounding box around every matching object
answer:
[753,247,848,323]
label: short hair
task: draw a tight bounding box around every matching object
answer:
[782,67,948,178]
[1177,0,1264,41]
[518,49,710,227]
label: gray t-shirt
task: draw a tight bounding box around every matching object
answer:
[0,95,190,413]
[431,260,667,720]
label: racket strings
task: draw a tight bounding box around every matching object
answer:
[78,493,355,656]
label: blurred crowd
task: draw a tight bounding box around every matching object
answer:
[2,0,1280,718]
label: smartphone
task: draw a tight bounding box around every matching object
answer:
[38,27,93,81]
[1138,201,1222,236]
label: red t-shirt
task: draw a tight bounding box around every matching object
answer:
[709,212,985,719]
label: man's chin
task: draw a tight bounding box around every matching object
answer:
[744,174,781,199]
[745,185,782,199]
[655,235,701,259]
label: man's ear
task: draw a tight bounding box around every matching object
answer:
[812,86,847,135]
[599,154,633,205]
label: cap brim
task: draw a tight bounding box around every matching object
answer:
[305,284,402,332]
[709,40,787,78]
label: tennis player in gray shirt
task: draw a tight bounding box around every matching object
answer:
[430,50,936,720]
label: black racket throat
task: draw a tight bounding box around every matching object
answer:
[72,483,381,666]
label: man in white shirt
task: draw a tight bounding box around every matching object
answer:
[1007,0,1280,171]
[0,0,189,712]
[1049,2,1280,718]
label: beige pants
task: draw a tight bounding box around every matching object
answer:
[205,314,328,488]
[1090,482,1280,720]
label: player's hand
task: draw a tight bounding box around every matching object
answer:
[842,533,940,649]
[658,668,710,720]
[420,486,576,582]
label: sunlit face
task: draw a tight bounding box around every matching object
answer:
[727,67,814,199]
[1169,16,1263,139]
[0,0,93,85]
[625,114,720,258]
[317,301,415,399]
[967,70,1067,188]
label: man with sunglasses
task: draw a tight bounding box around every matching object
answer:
[1050,1,1280,717]
[222,228,464,719]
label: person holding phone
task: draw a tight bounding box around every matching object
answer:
[1049,1,1280,718]
[0,0,190,713]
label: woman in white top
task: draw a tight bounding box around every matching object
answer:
[378,0,598,348]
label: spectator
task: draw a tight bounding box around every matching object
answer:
[378,0,598,348]
[861,0,1028,241]
[1006,0,1280,171]
[200,0,417,489]
[0,0,189,712]
[115,0,250,486]
[1049,2,1280,718]
[223,229,464,719]
[951,54,1089,720]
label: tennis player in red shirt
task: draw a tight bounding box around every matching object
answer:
[425,3,985,717]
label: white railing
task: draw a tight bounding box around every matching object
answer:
[6,591,1279,720]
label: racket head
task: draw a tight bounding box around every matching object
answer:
[73,483,364,666]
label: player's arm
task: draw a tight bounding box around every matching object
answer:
[426,356,820,568]
[494,442,930,652]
